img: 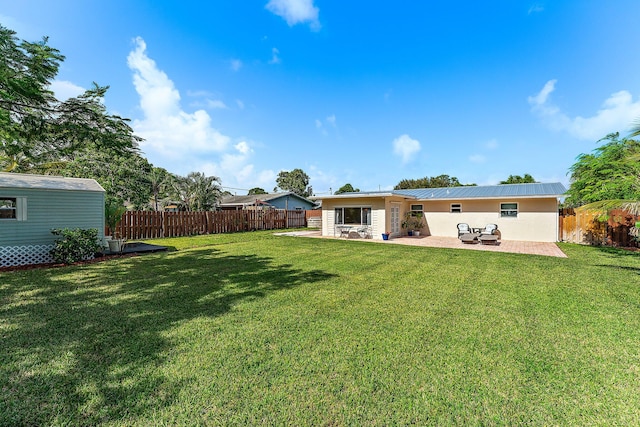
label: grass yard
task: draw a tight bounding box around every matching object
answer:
[1,231,639,425]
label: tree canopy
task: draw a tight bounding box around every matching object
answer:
[0,25,141,172]
[394,174,475,190]
[565,133,640,207]
[335,183,360,194]
[248,187,267,195]
[171,172,222,211]
[275,168,313,197]
[59,145,152,208]
[500,174,536,184]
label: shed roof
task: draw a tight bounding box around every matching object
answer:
[0,172,105,192]
[313,182,566,201]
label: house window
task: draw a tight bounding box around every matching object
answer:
[500,202,518,218]
[450,203,462,213]
[335,207,372,225]
[0,198,17,219]
[410,204,423,213]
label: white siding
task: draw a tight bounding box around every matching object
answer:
[321,197,387,239]
[0,188,105,247]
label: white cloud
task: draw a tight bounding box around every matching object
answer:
[529,80,640,140]
[315,115,337,135]
[528,3,544,14]
[392,134,421,164]
[187,90,228,110]
[469,154,486,164]
[485,138,499,150]
[230,59,242,71]
[49,80,85,100]
[235,141,251,155]
[206,99,228,109]
[265,0,320,30]
[236,99,245,110]
[127,37,270,189]
[269,47,281,64]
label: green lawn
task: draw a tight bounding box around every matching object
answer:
[1,232,639,425]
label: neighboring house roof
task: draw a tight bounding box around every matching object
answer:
[313,182,566,201]
[220,192,316,207]
[0,172,105,192]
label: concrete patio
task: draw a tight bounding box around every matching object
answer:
[276,230,567,258]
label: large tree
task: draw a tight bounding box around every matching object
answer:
[0,25,141,172]
[248,187,267,195]
[565,133,640,207]
[500,174,536,184]
[275,168,312,197]
[59,145,153,208]
[335,183,360,194]
[394,174,474,190]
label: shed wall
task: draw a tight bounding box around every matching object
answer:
[0,187,104,266]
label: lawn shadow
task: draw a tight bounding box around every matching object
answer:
[595,245,639,257]
[0,248,336,425]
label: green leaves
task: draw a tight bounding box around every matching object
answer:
[500,174,536,184]
[171,172,222,211]
[50,228,102,264]
[275,168,312,197]
[394,174,474,190]
[566,133,640,206]
[334,183,360,194]
[0,25,141,172]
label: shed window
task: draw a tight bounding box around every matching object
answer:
[0,198,17,219]
[500,202,518,218]
[450,203,462,213]
[335,207,372,225]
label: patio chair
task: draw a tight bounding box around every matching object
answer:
[478,224,499,245]
[479,224,498,236]
[356,225,372,239]
[457,223,472,238]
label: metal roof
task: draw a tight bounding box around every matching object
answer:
[396,182,566,200]
[0,172,105,192]
[315,183,566,200]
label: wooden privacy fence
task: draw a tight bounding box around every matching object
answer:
[559,208,639,247]
[107,210,307,240]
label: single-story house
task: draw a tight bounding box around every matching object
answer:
[0,172,105,267]
[220,192,317,211]
[312,182,567,242]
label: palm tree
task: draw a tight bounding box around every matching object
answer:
[171,172,222,211]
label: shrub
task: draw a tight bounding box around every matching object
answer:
[50,228,102,264]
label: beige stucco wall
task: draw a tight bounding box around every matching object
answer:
[321,196,560,242]
[418,198,559,242]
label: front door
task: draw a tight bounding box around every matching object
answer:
[390,204,400,236]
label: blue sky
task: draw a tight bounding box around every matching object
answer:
[3,1,640,195]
